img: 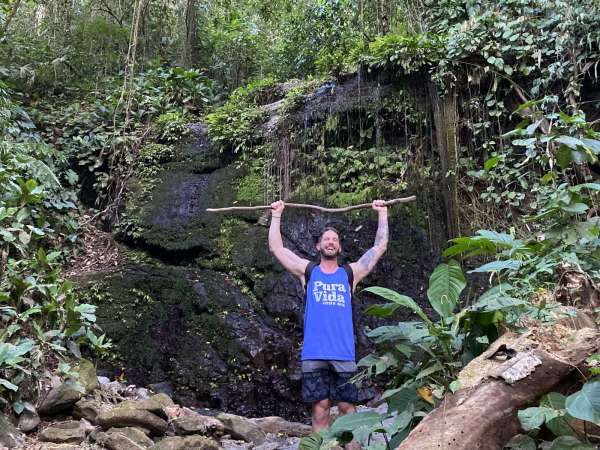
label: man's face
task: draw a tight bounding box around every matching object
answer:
[317,230,341,260]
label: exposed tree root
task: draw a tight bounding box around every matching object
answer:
[397,314,599,450]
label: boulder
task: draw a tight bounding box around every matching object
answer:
[171,409,224,436]
[38,444,81,450]
[0,412,24,448]
[148,381,174,397]
[37,382,83,416]
[76,359,99,393]
[249,416,311,437]
[18,407,40,432]
[73,398,110,423]
[119,393,175,419]
[216,413,267,444]
[92,426,155,450]
[253,442,281,450]
[150,435,220,450]
[96,408,168,435]
[38,419,95,444]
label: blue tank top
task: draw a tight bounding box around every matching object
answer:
[301,265,355,361]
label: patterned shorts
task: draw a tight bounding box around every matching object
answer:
[301,360,359,404]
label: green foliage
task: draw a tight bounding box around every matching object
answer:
[361,32,444,73]
[0,89,109,410]
[514,385,600,448]
[206,79,273,154]
[345,260,506,445]
[154,111,191,144]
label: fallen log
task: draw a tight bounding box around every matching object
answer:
[397,314,599,450]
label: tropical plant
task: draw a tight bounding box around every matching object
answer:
[508,376,600,449]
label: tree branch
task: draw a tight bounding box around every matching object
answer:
[206,196,416,213]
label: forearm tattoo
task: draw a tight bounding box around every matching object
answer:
[374,218,388,247]
[358,248,377,270]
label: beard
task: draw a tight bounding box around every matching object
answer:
[319,248,340,260]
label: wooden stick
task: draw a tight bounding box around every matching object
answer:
[206,196,416,213]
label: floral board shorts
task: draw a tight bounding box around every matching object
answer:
[301,360,359,404]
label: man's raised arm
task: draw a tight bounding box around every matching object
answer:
[268,200,309,279]
[350,200,388,288]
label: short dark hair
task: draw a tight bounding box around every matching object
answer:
[318,226,341,243]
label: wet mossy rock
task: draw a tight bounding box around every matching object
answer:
[121,123,259,259]
[86,264,297,417]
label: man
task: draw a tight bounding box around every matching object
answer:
[268,199,389,431]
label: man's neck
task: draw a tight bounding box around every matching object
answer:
[319,258,339,274]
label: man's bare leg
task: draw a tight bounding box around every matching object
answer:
[312,398,331,431]
[338,402,360,449]
[337,401,356,415]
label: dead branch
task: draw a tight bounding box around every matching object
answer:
[205,196,417,213]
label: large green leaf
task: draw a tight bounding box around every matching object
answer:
[548,436,596,449]
[363,287,430,323]
[365,322,429,344]
[565,380,600,425]
[299,432,323,450]
[386,387,420,414]
[329,411,383,436]
[365,302,399,317]
[426,260,465,318]
[504,434,537,450]
[518,406,559,431]
[468,259,521,273]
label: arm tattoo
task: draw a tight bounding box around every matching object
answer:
[374,219,388,247]
[359,248,377,270]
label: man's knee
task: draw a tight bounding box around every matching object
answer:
[312,398,331,430]
[337,401,356,415]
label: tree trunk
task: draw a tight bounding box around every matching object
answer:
[1,0,22,37]
[397,317,599,450]
[180,0,197,68]
[429,84,460,240]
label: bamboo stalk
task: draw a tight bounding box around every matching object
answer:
[206,196,416,213]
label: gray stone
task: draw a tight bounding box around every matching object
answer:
[97,408,168,436]
[171,410,224,436]
[216,413,267,444]
[150,435,221,450]
[0,412,24,448]
[73,398,110,423]
[98,376,111,385]
[92,426,154,450]
[249,416,311,437]
[38,419,95,444]
[37,382,83,416]
[148,381,174,397]
[118,393,175,420]
[18,408,40,432]
[38,444,81,450]
[76,359,99,394]
[102,380,127,395]
[253,442,281,450]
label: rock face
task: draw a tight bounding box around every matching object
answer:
[73,398,110,422]
[38,419,94,444]
[37,382,83,416]
[82,118,441,420]
[92,426,154,450]
[250,416,311,437]
[0,412,24,448]
[96,408,168,436]
[151,435,221,450]
[18,408,40,432]
[217,413,268,444]
[171,410,224,437]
